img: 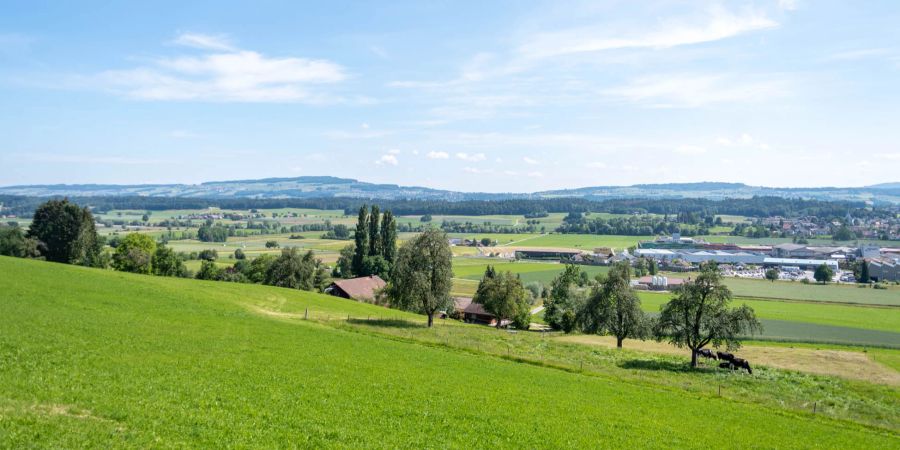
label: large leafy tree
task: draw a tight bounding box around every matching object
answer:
[152,244,186,277]
[578,262,647,348]
[265,247,318,290]
[113,233,157,274]
[543,264,584,333]
[27,199,101,265]
[654,263,762,367]
[814,263,834,284]
[387,228,453,327]
[474,269,531,329]
[0,225,39,258]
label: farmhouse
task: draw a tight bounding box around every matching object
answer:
[324,275,386,302]
[463,301,498,325]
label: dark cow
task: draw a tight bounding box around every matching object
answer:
[718,362,732,369]
[730,358,753,374]
[716,351,734,362]
[697,349,717,360]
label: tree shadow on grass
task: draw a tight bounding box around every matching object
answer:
[619,359,716,374]
[347,318,427,329]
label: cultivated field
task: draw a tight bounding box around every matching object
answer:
[1,256,898,447]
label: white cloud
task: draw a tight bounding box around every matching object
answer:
[456,152,486,162]
[388,148,401,155]
[527,171,544,178]
[518,7,777,61]
[427,151,449,159]
[586,162,607,169]
[361,122,370,129]
[523,157,539,165]
[375,154,398,166]
[463,167,494,174]
[171,32,235,51]
[675,145,707,155]
[604,74,788,108]
[95,33,347,103]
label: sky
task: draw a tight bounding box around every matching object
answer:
[1,0,899,192]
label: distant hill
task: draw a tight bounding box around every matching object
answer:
[1,176,899,204]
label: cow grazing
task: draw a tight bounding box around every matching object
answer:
[716,351,734,362]
[718,362,732,369]
[697,349,717,360]
[731,358,753,374]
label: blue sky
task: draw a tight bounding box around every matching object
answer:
[1,0,898,192]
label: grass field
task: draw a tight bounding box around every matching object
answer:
[1,256,898,447]
[453,259,609,284]
[639,292,900,333]
[722,278,900,306]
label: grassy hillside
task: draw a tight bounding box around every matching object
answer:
[0,257,897,448]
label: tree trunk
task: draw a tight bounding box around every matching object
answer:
[616,336,623,348]
[690,349,698,368]
[427,312,434,327]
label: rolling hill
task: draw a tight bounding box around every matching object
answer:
[0,256,897,447]
[1,177,898,203]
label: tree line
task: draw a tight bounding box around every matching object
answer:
[3,194,887,220]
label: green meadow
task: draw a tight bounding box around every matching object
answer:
[1,256,898,448]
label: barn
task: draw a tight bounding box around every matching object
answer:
[324,275,386,302]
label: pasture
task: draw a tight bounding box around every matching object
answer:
[721,278,900,306]
[452,259,609,284]
[1,256,898,446]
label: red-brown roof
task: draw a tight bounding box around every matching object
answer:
[463,301,493,317]
[453,297,473,311]
[331,275,386,300]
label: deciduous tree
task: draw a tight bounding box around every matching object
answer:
[654,263,761,368]
[113,233,156,274]
[814,263,834,284]
[474,269,531,328]
[27,199,101,265]
[387,228,453,327]
[578,262,647,348]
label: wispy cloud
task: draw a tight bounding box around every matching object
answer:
[93,32,347,103]
[518,7,777,61]
[603,74,789,108]
[171,32,235,51]
[523,157,539,165]
[427,151,449,159]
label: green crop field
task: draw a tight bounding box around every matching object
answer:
[1,256,898,447]
[452,259,609,285]
[639,293,900,347]
[721,278,900,306]
[503,234,642,250]
[639,293,900,333]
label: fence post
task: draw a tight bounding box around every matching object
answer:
[304,308,308,320]
[813,402,817,414]
[347,314,350,321]
[718,385,721,396]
